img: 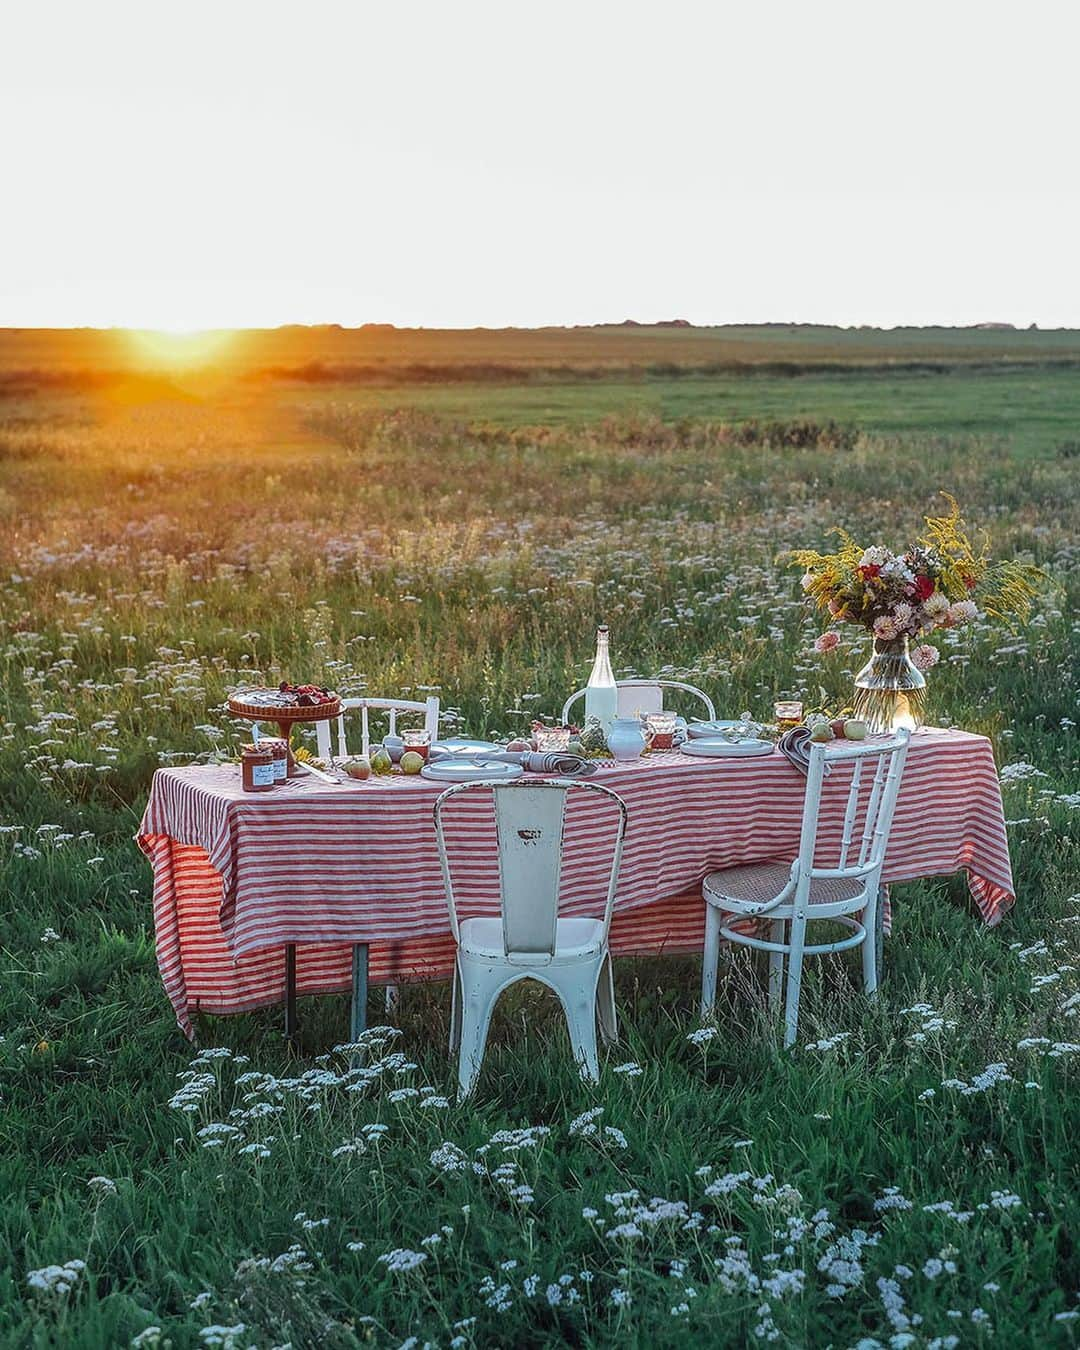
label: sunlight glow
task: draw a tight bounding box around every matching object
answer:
[125,329,238,369]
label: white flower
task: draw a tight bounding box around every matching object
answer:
[199,1326,247,1349]
[430,1141,469,1173]
[87,1175,117,1197]
[378,1248,428,1274]
[27,1259,86,1300]
[687,1026,718,1047]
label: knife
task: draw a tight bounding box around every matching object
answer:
[299,761,339,785]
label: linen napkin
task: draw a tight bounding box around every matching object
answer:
[777,726,831,778]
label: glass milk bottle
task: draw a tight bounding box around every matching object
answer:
[584,624,618,737]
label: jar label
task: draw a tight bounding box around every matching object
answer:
[251,762,275,787]
[272,758,287,781]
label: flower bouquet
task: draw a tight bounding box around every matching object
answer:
[789,495,1040,731]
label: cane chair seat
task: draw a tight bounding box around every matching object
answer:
[704,861,864,915]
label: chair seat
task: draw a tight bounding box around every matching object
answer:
[703,860,865,914]
[459,916,605,960]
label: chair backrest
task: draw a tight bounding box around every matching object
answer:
[797,729,911,900]
[316,695,440,759]
[434,779,628,962]
[561,679,715,726]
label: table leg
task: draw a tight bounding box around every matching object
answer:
[351,943,369,1042]
[284,943,298,1046]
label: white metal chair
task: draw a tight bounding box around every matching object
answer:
[434,779,628,1099]
[700,729,910,1048]
[315,695,440,760]
[561,679,715,726]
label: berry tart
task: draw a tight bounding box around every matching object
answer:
[228,682,342,722]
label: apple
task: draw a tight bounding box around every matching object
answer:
[507,738,531,753]
[344,755,372,780]
[400,750,425,775]
[829,718,847,738]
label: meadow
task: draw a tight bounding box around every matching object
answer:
[0,329,1078,1348]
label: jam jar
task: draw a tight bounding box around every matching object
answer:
[241,743,276,792]
[262,738,289,782]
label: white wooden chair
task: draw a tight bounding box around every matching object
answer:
[315,695,440,760]
[700,729,910,1047]
[434,779,628,1099]
[561,679,715,726]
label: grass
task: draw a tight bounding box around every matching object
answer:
[0,343,1078,1348]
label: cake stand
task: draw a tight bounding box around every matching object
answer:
[228,697,342,776]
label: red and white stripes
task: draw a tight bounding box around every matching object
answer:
[137,728,1015,1037]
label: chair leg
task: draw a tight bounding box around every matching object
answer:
[862,888,880,998]
[783,913,807,1049]
[456,970,500,1101]
[553,970,601,1084]
[449,962,463,1053]
[768,919,786,1011]
[596,953,617,1045]
[701,903,722,1018]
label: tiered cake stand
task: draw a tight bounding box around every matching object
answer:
[227,695,342,776]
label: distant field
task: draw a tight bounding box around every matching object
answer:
[5,323,1080,386]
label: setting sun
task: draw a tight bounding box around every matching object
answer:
[124,328,238,369]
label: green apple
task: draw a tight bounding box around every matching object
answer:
[843,720,868,740]
[400,750,425,775]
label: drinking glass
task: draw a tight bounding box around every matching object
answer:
[646,711,678,750]
[535,726,572,752]
[402,729,432,762]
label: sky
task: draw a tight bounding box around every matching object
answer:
[2,0,1078,331]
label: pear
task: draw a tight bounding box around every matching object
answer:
[370,747,393,775]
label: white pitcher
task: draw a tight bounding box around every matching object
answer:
[607,717,651,761]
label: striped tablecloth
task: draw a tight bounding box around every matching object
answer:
[137,727,1014,1037]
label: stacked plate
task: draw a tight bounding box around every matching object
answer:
[680,736,774,758]
[421,758,523,782]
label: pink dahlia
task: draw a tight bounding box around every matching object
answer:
[912,643,940,671]
[814,631,840,654]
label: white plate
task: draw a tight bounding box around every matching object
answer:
[680,737,774,758]
[430,737,504,757]
[421,758,524,783]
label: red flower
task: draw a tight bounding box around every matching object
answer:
[913,575,935,602]
[858,564,881,580]
[964,574,977,590]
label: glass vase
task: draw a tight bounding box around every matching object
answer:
[852,637,926,733]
